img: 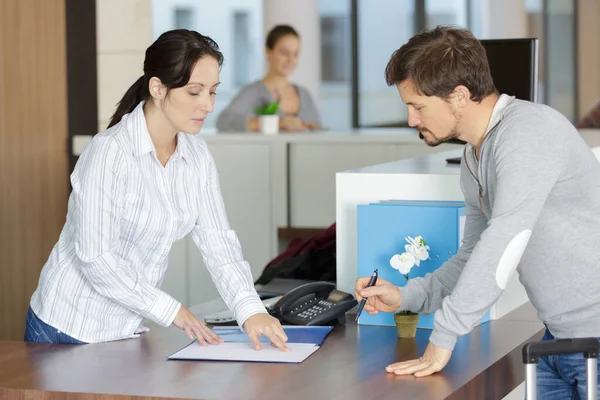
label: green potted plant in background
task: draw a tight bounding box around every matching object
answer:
[254,93,280,135]
[389,235,430,338]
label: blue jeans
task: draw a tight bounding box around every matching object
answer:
[23,307,86,344]
[537,329,599,399]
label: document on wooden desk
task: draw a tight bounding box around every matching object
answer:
[167,342,320,363]
[167,325,332,364]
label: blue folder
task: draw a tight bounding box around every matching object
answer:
[356,200,490,329]
[212,325,333,345]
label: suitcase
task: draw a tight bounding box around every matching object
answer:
[522,337,599,400]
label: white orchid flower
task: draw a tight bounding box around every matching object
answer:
[407,236,428,249]
[390,252,416,275]
[405,244,420,266]
[405,236,418,246]
[403,236,430,266]
[413,244,430,261]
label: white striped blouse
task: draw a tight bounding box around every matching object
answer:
[30,101,267,343]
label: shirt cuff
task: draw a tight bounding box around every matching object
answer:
[233,293,269,331]
[428,328,458,351]
[148,291,181,327]
[397,282,426,313]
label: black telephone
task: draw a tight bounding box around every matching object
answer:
[269,281,357,326]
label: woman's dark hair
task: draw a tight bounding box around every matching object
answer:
[385,26,497,102]
[107,29,224,128]
[265,25,299,50]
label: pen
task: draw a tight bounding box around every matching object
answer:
[355,269,378,322]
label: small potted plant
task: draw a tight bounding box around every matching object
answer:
[389,235,430,338]
[254,94,280,135]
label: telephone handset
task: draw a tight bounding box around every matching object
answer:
[269,281,357,326]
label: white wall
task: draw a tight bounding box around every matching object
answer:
[96,0,153,131]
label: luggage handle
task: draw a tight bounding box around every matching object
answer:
[522,337,598,400]
[522,337,599,364]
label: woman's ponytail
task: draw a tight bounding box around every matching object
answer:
[107,76,148,128]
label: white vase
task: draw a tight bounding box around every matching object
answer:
[259,115,279,135]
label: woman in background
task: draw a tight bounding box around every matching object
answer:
[216,25,322,132]
[24,29,288,352]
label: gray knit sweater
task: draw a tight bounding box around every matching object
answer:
[399,94,600,350]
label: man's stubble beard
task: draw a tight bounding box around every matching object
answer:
[422,112,462,147]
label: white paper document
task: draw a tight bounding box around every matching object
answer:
[167,342,319,363]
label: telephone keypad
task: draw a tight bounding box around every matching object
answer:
[293,298,338,321]
[274,284,358,326]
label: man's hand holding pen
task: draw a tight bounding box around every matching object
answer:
[354,276,403,314]
[354,276,452,378]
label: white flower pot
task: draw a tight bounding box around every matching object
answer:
[259,115,279,135]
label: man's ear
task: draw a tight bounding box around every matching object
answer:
[451,85,470,108]
[149,77,166,100]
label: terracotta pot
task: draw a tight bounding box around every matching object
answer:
[393,313,419,338]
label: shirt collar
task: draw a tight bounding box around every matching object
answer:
[465,93,515,154]
[172,132,190,162]
[125,101,189,162]
[125,101,154,158]
[484,93,514,135]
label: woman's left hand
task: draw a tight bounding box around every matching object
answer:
[243,314,289,352]
[304,121,320,130]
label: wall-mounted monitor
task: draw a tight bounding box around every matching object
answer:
[481,38,539,102]
[440,37,540,153]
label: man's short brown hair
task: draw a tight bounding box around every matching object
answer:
[385,26,497,102]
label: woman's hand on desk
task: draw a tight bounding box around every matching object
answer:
[243,314,290,352]
[385,342,452,377]
[303,121,320,130]
[280,116,307,132]
[172,305,224,345]
[354,277,402,314]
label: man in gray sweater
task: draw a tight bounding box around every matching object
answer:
[355,26,600,398]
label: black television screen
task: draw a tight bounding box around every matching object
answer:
[481,38,539,102]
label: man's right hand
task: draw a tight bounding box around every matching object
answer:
[172,305,224,346]
[354,277,403,314]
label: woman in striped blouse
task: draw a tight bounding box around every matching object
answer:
[24,29,289,352]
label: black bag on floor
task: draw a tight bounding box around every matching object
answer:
[255,223,336,285]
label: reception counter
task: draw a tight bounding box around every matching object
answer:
[0,303,543,400]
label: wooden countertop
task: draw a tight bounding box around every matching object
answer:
[0,303,543,400]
